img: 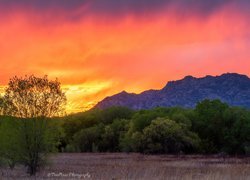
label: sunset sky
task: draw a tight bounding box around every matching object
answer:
[0,0,249,113]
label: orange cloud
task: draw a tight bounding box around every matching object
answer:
[0,6,249,113]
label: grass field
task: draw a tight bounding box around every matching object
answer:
[1,153,250,180]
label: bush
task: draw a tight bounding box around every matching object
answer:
[141,118,200,154]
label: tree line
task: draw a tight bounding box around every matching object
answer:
[0,75,250,176]
[61,101,250,155]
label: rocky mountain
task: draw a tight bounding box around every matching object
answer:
[94,73,250,110]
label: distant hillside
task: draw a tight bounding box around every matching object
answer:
[94,73,250,110]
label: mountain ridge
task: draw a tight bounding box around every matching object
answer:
[94,73,250,110]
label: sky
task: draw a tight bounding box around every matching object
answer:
[0,0,250,113]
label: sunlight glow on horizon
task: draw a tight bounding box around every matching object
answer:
[0,1,249,113]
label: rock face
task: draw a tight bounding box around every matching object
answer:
[94,73,250,110]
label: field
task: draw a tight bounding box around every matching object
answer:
[1,153,250,180]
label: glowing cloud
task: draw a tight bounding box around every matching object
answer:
[0,0,249,113]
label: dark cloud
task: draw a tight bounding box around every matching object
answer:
[89,0,231,16]
[0,0,249,20]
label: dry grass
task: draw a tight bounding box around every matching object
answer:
[1,153,250,180]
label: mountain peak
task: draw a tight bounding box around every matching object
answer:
[94,73,250,110]
[220,72,249,78]
[120,90,129,94]
[183,75,195,80]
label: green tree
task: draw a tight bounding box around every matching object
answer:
[120,131,144,152]
[19,118,61,175]
[222,107,250,154]
[193,99,229,153]
[141,118,200,154]
[171,112,192,129]
[129,109,162,132]
[100,106,134,124]
[62,109,103,147]
[0,75,66,175]
[72,124,104,152]
[101,119,129,152]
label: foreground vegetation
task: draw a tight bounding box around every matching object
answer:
[61,100,250,155]
[1,103,250,177]
[1,153,249,179]
[0,75,250,177]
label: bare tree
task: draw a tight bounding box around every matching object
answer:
[0,75,66,176]
[2,75,66,118]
